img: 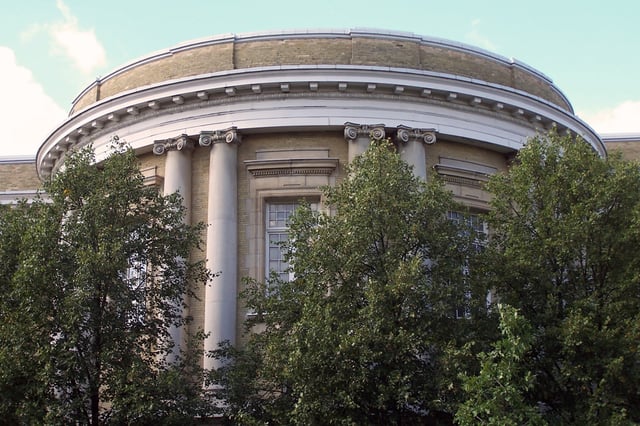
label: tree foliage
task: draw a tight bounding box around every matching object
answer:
[484,131,640,423]
[0,140,213,424]
[215,139,490,424]
[456,304,545,426]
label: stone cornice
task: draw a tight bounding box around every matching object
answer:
[600,133,640,143]
[0,156,36,165]
[245,158,339,177]
[37,66,604,179]
[0,190,43,205]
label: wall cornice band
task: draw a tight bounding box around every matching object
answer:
[37,32,605,179]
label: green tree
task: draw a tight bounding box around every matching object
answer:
[216,139,490,424]
[456,304,545,426]
[484,131,640,423]
[0,140,213,424]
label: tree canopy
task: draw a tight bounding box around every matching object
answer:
[0,140,213,424]
[483,131,640,423]
[3,130,639,424]
[215,139,490,424]
[217,132,640,425]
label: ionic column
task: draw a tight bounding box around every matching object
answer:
[344,122,386,162]
[199,127,241,371]
[396,125,437,180]
[153,135,194,363]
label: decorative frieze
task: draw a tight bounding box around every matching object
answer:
[246,158,339,178]
[152,134,195,155]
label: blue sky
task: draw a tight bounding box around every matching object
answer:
[1,0,639,156]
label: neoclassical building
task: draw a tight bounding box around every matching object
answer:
[2,29,631,369]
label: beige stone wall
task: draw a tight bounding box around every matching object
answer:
[604,140,640,161]
[185,147,210,341]
[420,44,511,89]
[352,38,421,68]
[92,43,235,113]
[426,139,509,210]
[235,131,347,343]
[71,33,570,114]
[0,160,41,191]
[234,38,353,68]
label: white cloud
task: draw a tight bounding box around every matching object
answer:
[578,101,640,135]
[22,0,106,74]
[0,47,67,157]
[49,0,107,73]
[466,19,498,52]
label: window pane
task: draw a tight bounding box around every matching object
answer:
[268,203,297,228]
[266,201,317,283]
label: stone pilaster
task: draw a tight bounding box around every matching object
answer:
[395,125,436,180]
[199,127,241,371]
[344,122,386,162]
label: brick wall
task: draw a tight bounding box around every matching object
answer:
[71,33,570,114]
[604,140,640,161]
[0,160,41,191]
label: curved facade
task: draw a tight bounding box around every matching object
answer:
[37,29,604,368]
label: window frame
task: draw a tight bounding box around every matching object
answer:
[264,198,320,287]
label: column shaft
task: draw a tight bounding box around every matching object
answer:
[400,140,427,180]
[153,136,193,363]
[396,126,436,180]
[201,130,239,371]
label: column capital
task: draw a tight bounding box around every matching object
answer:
[344,122,386,142]
[199,127,241,147]
[396,125,437,145]
[152,134,195,155]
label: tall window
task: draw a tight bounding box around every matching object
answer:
[265,201,318,283]
[266,202,299,283]
[447,210,488,318]
[447,210,487,251]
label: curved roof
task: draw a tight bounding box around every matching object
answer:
[70,29,572,114]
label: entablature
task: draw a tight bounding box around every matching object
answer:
[37,66,604,179]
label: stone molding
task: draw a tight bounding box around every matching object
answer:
[140,166,163,187]
[152,134,195,155]
[36,66,605,179]
[434,157,496,189]
[245,158,339,178]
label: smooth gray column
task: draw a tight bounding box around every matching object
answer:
[199,128,240,371]
[396,125,437,180]
[153,135,194,363]
[344,122,386,163]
